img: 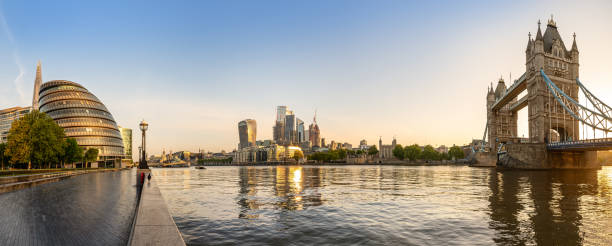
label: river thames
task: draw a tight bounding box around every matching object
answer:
[152,166,612,245]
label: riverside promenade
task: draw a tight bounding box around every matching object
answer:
[0,169,139,245]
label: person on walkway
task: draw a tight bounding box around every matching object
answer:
[147,173,151,182]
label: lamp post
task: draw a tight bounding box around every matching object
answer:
[139,120,149,169]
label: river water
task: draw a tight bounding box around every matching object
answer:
[152,166,612,245]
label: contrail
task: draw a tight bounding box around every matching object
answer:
[0,7,28,105]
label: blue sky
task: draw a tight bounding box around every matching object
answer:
[1,0,611,156]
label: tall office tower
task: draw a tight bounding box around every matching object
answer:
[273,122,284,144]
[32,61,42,110]
[238,119,257,149]
[273,106,288,144]
[284,112,295,145]
[308,111,320,147]
[118,127,133,162]
[296,118,304,143]
[276,106,287,123]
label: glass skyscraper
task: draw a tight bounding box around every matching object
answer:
[238,119,257,149]
[296,118,305,143]
[119,127,133,162]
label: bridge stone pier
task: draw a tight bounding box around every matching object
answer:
[479,17,611,169]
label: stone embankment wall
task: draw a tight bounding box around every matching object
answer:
[471,152,497,167]
[499,143,599,169]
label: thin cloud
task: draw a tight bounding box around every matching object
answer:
[0,8,27,105]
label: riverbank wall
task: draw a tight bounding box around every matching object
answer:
[129,172,185,246]
[192,160,467,167]
[499,143,600,169]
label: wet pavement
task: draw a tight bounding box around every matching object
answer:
[0,169,139,246]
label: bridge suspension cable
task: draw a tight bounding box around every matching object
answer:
[576,78,612,117]
[540,69,611,134]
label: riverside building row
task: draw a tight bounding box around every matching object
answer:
[0,61,133,167]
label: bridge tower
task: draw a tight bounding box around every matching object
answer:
[487,78,518,150]
[525,17,580,143]
[488,17,580,149]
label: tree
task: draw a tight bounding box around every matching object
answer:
[337,149,347,159]
[293,150,304,162]
[392,144,405,160]
[0,143,7,170]
[404,144,422,161]
[448,145,465,160]
[84,148,99,167]
[420,145,439,161]
[367,145,379,156]
[62,138,84,168]
[6,110,66,169]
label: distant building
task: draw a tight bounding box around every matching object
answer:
[238,119,257,149]
[378,137,397,159]
[273,122,284,144]
[284,112,296,144]
[234,145,303,164]
[309,112,320,147]
[359,139,369,150]
[0,106,32,143]
[296,118,305,143]
[118,127,133,162]
[273,106,287,144]
[342,143,352,149]
[276,106,287,123]
[436,145,448,154]
[330,140,337,150]
[320,138,326,148]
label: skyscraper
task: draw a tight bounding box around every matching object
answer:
[284,112,295,144]
[308,111,321,147]
[296,118,305,143]
[32,61,42,110]
[273,106,288,144]
[276,106,287,123]
[238,119,257,149]
[118,127,133,162]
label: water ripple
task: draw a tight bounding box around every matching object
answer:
[153,166,612,245]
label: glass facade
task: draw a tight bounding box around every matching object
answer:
[0,107,32,143]
[119,127,133,162]
[39,80,124,163]
[238,119,257,149]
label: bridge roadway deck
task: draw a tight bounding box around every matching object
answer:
[547,138,612,151]
[0,169,138,246]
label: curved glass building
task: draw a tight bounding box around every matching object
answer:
[39,80,124,166]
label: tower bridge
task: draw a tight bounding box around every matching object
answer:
[476,17,612,169]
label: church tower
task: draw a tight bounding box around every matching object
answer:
[32,61,42,110]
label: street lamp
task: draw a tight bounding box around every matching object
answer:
[139,120,149,169]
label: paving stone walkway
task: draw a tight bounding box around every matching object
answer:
[0,169,138,246]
